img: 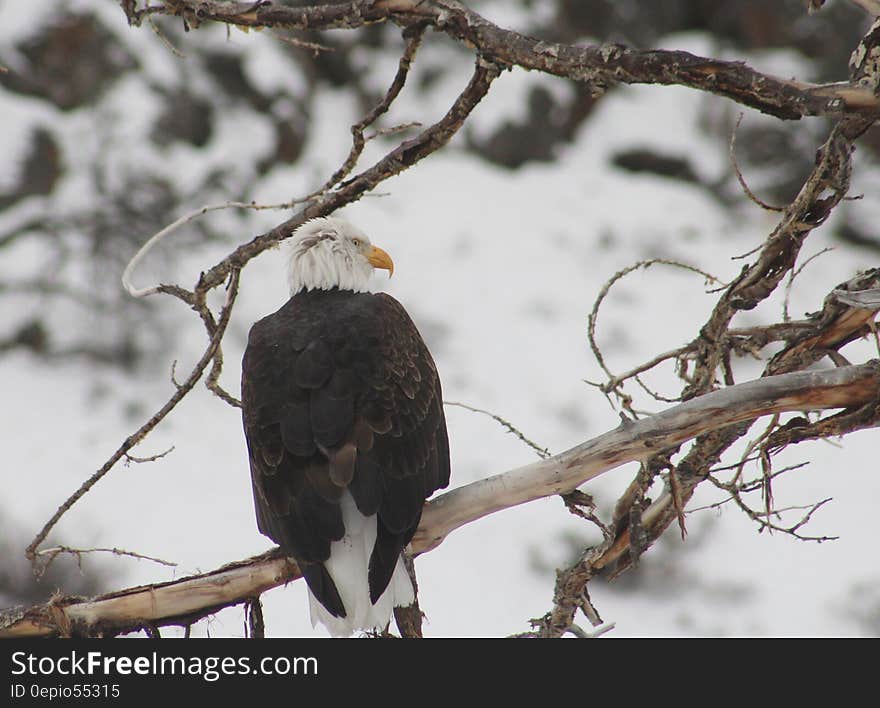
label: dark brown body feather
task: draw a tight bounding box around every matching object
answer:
[241,288,450,617]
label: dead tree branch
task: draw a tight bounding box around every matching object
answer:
[539,121,880,635]
[538,5,880,634]
[4,361,879,638]
[124,1,880,119]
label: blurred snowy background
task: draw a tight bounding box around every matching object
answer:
[1,0,879,637]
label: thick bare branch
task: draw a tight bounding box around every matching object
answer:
[0,550,296,638]
[416,361,880,553]
[136,1,880,119]
[5,361,878,638]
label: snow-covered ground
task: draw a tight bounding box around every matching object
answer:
[2,1,878,637]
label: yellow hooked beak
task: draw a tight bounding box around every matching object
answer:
[367,245,394,277]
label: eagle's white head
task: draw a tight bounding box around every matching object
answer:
[287,217,394,295]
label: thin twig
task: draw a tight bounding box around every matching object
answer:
[26,270,241,561]
[444,400,551,459]
[317,26,426,193]
[588,345,696,395]
[124,446,175,465]
[272,31,333,55]
[122,201,305,299]
[587,259,720,406]
[566,622,616,638]
[35,545,178,571]
[783,247,834,322]
[148,15,185,58]
[726,487,838,541]
[729,113,784,212]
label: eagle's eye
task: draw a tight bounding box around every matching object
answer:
[351,238,361,247]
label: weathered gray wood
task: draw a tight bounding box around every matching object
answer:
[5,362,877,638]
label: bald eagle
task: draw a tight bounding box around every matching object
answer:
[241,217,450,636]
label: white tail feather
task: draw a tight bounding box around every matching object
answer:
[307,491,415,637]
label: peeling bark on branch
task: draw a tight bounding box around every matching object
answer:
[5,362,879,638]
[0,550,298,639]
[415,361,880,553]
[133,0,880,120]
